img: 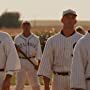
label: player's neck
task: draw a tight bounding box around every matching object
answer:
[61,28,75,37]
[23,32,31,38]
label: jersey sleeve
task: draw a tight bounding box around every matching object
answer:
[37,38,54,79]
[3,35,21,75]
[70,41,87,89]
[35,39,42,61]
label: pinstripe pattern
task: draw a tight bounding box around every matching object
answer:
[52,75,70,90]
[14,33,42,60]
[38,32,82,90]
[70,32,90,90]
[0,32,21,90]
[14,33,42,90]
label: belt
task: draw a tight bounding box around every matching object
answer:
[19,56,35,59]
[0,69,4,72]
[54,72,69,76]
[86,78,90,80]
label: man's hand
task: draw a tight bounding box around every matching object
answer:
[35,60,40,70]
[43,76,50,90]
[35,65,39,70]
[44,85,50,90]
[2,74,12,90]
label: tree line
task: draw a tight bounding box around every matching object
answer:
[0,11,22,28]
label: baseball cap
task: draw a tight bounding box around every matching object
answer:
[22,21,30,25]
[63,9,77,16]
[21,21,31,27]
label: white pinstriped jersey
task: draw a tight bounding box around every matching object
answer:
[14,33,42,61]
[0,31,21,75]
[70,32,90,90]
[14,33,41,90]
[38,31,82,79]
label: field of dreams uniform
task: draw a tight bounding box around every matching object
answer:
[38,31,82,90]
[0,31,21,90]
[14,33,42,90]
[70,32,90,90]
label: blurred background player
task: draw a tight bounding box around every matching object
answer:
[76,26,86,35]
[15,21,42,90]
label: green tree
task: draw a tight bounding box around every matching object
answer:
[0,11,21,28]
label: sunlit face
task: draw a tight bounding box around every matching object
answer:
[61,14,77,28]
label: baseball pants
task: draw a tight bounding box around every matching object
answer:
[52,74,71,90]
[16,59,40,90]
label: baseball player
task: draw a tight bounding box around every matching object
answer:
[76,26,86,35]
[70,31,90,90]
[14,21,42,90]
[0,31,21,90]
[38,9,82,90]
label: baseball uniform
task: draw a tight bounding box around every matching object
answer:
[14,33,42,90]
[70,32,90,90]
[0,31,21,90]
[38,31,82,90]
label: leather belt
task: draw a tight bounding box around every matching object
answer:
[19,56,35,59]
[86,78,90,80]
[54,72,69,76]
[0,69,4,72]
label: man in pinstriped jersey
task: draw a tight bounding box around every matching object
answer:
[14,21,42,90]
[38,9,82,90]
[0,32,21,90]
[70,30,90,90]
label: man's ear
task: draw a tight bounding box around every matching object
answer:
[75,20,77,24]
[61,18,63,23]
[74,19,77,24]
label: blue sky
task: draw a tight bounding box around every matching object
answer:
[0,0,90,20]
